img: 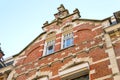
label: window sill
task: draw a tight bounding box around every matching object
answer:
[40,45,75,59]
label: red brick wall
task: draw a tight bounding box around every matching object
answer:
[90,60,112,79]
[13,13,113,80]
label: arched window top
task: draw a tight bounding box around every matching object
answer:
[62,24,73,32]
[61,25,73,49]
[45,31,56,41]
[46,32,56,38]
[44,31,56,55]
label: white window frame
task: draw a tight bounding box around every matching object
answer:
[59,63,89,80]
[62,32,73,49]
[43,32,56,56]
[44,40,55,55]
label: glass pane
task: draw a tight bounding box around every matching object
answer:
[46,40,55,55]
[48,45,53,50]
[63,32,73,48]
[46,45,54,55]
[72,74,89,80]
[66,38,73,47]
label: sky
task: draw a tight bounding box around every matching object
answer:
[0,0,120,58]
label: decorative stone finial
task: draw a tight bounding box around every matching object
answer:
[114,11,120,23]
[72,8,81,19]
[54,4,69,19]
[57,4,65,12]
[73,8,79,13]
[43,21,49,26]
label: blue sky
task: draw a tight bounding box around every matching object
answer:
[0,0,120,58]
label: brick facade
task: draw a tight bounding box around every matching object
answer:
[1,5,120,80]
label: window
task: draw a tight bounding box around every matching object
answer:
[59,63,89,80]
[46,40,55,55]
[71,74,89,80]
[44,32,56,55]
[62,25,73,49]
[33,76,48,80]
[37,77,48,80]
[63,32,73,48]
